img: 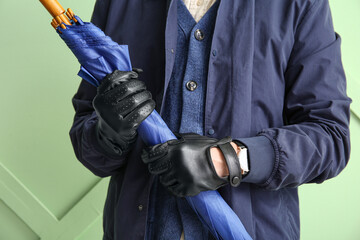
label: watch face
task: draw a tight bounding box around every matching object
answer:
[239,147,249,174]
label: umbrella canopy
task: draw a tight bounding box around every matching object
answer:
[59,16,132,87]
[40,1,252,239]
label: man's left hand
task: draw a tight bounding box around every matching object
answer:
[141,133,242,197]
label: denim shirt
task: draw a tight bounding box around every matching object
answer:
[70,0,351,239]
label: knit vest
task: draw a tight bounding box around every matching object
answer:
[146,1,219,239]
[162,0,219,135]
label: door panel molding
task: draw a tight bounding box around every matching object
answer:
[0,161,109,239]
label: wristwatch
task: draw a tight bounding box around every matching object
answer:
[234,143,249,176]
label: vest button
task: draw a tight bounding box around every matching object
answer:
[208,129,215,135]
[138,205,143,211]
[194,29,205,41]
[186,81,198,91]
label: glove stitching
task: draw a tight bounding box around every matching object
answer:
[149,160,171,172]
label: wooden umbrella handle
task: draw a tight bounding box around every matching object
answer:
[39,0,71,28]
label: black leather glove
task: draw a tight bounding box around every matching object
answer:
[141,133,242,197]
[93,69,155,155]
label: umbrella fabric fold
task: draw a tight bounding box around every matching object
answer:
[57,15,252,240]
[59,16,132,86]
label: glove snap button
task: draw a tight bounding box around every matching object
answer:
[232,176,240,186]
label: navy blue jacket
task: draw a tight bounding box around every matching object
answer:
[70,0,351,239]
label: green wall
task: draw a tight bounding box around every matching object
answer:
[0,1,358,239]
[0,1,106,239]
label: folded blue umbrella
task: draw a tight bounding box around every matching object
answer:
[58,15,252,240]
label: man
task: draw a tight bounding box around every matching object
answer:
[70,0,351,239]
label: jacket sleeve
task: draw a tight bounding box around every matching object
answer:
[69,80,129,177]
[240,0,351,190]
[91,0,111,30]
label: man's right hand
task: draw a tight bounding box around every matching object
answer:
[93,69,155,155]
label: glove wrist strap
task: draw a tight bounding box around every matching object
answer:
[218,141,242,187]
